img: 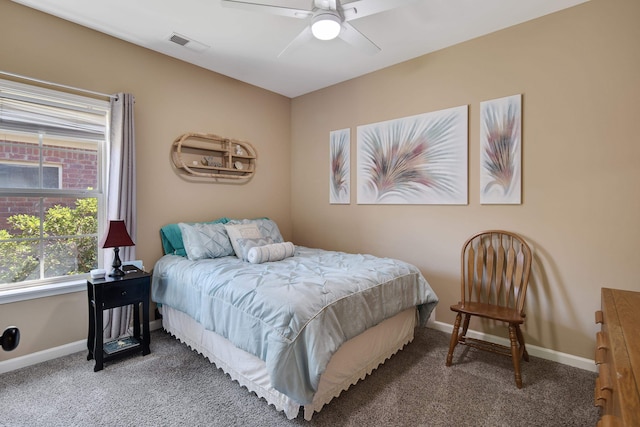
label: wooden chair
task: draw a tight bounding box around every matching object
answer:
[445,230,532,388]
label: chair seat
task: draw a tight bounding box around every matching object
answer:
[450,301,525,324]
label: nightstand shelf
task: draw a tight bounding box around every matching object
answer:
[86,268,151,371]
[103,336,141,355]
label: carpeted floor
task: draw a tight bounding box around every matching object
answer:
[0,327,599,426]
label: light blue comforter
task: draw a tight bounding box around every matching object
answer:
[152,246,438,404]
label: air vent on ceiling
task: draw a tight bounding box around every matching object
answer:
[167,32,210,53]
[169,33,190,46]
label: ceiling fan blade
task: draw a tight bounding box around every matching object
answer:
[314,0,337,11]
[339,22,380,55]
[277,26,314,58]
[221,0,313,19]
[341,0,418,21]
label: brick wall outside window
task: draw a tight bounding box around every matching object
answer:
[0,142,98,231]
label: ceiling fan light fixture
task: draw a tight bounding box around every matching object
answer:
[311,12,341,41]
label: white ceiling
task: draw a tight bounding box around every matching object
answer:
[13,0,588,98]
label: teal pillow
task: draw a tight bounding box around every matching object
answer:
[160,217,229,256]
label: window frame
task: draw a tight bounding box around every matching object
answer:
[0,79,110,302]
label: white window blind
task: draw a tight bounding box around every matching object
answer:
[0,79,108,140]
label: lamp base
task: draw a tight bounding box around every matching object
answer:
[109,247,125,278]
[109,268,126,278]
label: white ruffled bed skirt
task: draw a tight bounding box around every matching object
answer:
[161,305,417,420]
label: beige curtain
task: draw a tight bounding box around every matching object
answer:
[102,93,137,340]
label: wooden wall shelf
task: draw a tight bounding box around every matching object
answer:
[171,132,257,181]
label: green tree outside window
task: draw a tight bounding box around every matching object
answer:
[0,197,98,284]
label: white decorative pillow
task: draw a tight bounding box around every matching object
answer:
[247,242,295,264]
[178,222,234,261]
[224,223,263,259]
[227,218,284,243]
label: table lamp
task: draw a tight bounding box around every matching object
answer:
[100,220,135,277]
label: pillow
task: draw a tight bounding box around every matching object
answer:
[224,223,264,259]
[247,242,295,264]
[227,218,284,243]
[178,222,234,261]
[235,236,274,262]
[160,217,229,256]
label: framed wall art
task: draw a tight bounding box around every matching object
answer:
[480,94,522,204]
[356,105,468,205]
[329,128,350,204]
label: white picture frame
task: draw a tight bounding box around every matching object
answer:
[357,106,468,205]
[480,94,522,204]
[329,128,350,204]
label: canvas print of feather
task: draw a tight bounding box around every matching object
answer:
[480,94,522,204]
[356,105,468,205]
[329,128,350,204]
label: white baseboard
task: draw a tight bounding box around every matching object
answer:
[429,320,597,372]
[0,319,163,374]
[1,319,595,374]
[150,318,162,331]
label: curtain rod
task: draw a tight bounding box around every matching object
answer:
[0,70,117,100]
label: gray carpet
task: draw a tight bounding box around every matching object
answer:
[0,327,599,426]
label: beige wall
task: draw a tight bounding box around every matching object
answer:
[0,1,291,361]
[291,0,640,359]
[1,0,638,364]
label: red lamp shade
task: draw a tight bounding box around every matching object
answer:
[100,220,134,248]
[100,220,134,277]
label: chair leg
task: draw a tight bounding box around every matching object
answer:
[446,313,462,366]
[461,314,471,338]
[509,324,523,388]
[516,324,529,362]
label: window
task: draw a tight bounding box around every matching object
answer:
[0,162,62,189]
[0,79,109,294]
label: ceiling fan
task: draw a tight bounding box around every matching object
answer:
[221,0,413,57]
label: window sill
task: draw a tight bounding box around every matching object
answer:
[0,279,86,304]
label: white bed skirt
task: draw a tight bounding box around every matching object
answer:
[161,305,417,420]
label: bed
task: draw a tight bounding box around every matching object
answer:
[151,218,438,420]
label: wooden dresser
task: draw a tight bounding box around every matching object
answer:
[595,288,640,427]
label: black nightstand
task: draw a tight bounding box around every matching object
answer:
[86,268,151,371]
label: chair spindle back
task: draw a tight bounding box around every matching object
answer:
[461,230,532,316]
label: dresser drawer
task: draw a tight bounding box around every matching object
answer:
[595,288,640,427]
